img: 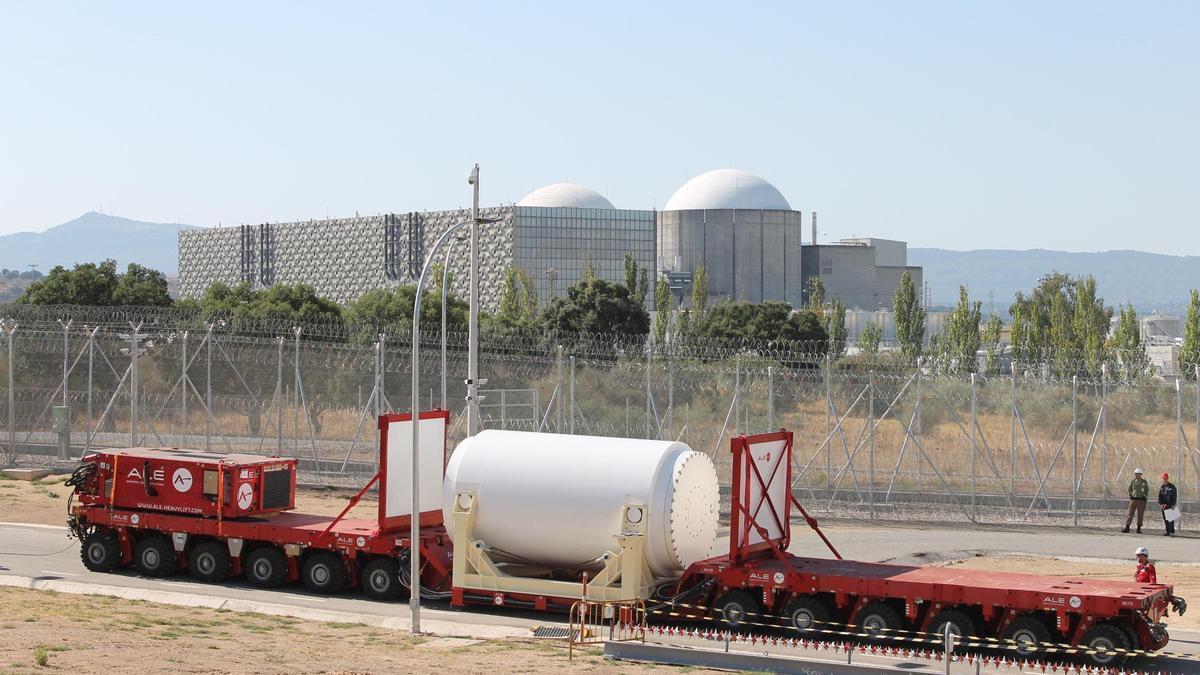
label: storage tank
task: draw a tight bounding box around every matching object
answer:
[443,430,719,579]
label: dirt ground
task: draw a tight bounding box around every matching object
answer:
[937,554,1199,629]
[0,587,721,674]
[0,471,377,527]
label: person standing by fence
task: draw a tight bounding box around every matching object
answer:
[1159,473,1178,537]
[1123,468,1149,533]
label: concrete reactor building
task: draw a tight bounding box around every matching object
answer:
[178,168,920,314]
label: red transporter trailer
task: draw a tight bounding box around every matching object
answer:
[673,430,1188,667]
[67,411,453,600]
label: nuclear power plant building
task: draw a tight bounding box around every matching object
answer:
[178,169,918,313]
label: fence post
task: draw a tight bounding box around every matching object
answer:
[500,389,507,429]
[971,372,978,520]
[59,319,72,407]
[767,366,775,431]
[130,322,140,447]
[276,336,285,455]
[556,345,564,432]
[1010,360,1017,505]
[4,322,15,465]
[645,349,652,438]
[85,326,96,454]
[667,355,674,440]
[825,353,832,491]
[1072,374,1079,527]
[181,331,188,448]
[569,354,576,434]
[205,323,213,452]
[1176,378,1183,522]
[734,354,741,435]
[868,370,875,520]
[1101,364,1109,505]
[916,357,923,494]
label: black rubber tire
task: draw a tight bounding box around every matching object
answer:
[132,535,177,577]
[80,530,122,573]
[1004,615,1055,659]
[244,546,288,589]
[188,541,232,583]
[1081,622,1132,667]
[361,558,403,601]
[784,595,833,635]
[856,601,906,639]
[930,608,979,639]
[714,589,763,628]
[302,551,347,595]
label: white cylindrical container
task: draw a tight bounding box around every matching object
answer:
[443,430,719,579]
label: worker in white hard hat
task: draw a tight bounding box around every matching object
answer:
[1122,468,1150,533]
[1134,547,1157,584]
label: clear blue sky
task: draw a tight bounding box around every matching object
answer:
[1,1,1197,253]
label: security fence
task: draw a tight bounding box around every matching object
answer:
[1,306,1197,527]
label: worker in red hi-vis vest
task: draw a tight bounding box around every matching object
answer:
[1134,547,1157,584]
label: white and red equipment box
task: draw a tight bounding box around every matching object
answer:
[79,447,296,519]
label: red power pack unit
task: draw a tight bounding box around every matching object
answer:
[80,447,296,519]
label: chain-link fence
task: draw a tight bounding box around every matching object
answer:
[1,306,1197,528]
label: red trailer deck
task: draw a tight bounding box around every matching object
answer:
[67,411,453,599]
[673,430,1187,667]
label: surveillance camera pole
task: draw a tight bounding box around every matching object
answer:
[466,163,481,436]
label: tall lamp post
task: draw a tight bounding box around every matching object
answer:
[466,164,482,435]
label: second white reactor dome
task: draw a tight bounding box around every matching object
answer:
[663,169,792,211]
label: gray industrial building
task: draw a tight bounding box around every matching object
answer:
[179,182,655,311]
[801,236,922,310]
[656,169,803,307]
[179,169,920,316]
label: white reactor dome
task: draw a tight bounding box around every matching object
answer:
[664,169,791,211]
[517,182,615,209]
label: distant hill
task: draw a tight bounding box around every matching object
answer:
[0,212,195,275]
[909,248,1200,315]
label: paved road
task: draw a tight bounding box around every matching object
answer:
[2,521,1197,671]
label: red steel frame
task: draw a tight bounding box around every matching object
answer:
[376,409,450,532]
[678,431,1179,653]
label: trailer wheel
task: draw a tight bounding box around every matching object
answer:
[188,541,232,583]
[784,596,833,634]
[244,546,287,588]
[1081,622,1132,667]
[133,536,177,577]
[80,530,122,572]
[1004,615,1053,658]
[930,608,979,638]
[302,551,346,594]
[361,558,403,601]
[714,590,763,628]
[856,601,905,639]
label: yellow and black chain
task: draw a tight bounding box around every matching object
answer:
[647,600,1194,662]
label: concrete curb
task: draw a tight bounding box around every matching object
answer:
[0,574,527,640]
[604,640,942,674]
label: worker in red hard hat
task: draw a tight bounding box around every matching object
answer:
[1134,547,1157,584]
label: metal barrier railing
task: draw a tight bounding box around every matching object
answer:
[567,598,647,660]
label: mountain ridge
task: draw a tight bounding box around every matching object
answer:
[0,212,195,274]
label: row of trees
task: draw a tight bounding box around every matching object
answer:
[10,258,1200,380]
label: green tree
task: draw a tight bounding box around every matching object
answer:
[540,277,649,336]
[982,313,1003,375]
[495,266,539,330]
[1109,305,1148,383]
[16,260,171,307]
[824,298,848,359]
[653,277,674,345]
[344,284,468,344]
[893,271,925,362]
[806,277,825,319]
[1180,290,1200,380]
[936,286,982,373]
[690,265,709,322]
[696,301,827,344]
[857,321,882,357]
[1008,272,1113,377]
